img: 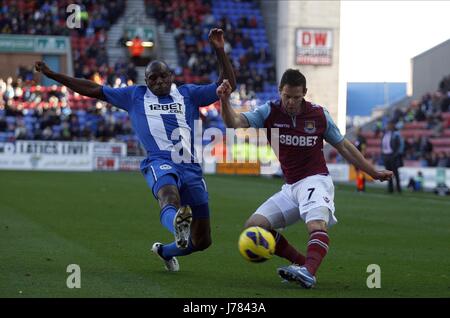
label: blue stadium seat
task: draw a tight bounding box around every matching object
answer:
[6,116,15,125]
[24,116,35,124]
[52,125,62,133]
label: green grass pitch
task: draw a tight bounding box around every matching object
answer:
[1,170,449,298]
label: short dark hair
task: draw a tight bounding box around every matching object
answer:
[279,69,306,90]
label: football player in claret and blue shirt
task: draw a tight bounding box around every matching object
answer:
[217,70,392,288]
[35,28,236,272]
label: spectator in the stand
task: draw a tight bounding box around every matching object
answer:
[0,0,129,84]
[354,127,367,192]
[0,117,7,132]
[17,66,34,82]
[237,16,249,28]
[118,31,129,47]
[404,105,415,123]
[60,121,72,141]
[440,93,450,112]
[14,119,27,140]
[41,126,53,140]
[431,113,444,137]
[146,0,275,98]
[373,118,383,138]
[248,16,258,28]
[439,75,450,94]
[128,36,145,66]
[436,151,448,168]
[419,155,429,167]
[419,136,433,157]
[436,152,449,167]
[426,152,437,167]
[407,171,424,192]
[381,120,403,193]
[414,105,426,121]
[126,63,138,84]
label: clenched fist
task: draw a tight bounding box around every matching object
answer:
[34,61,52,76]
[216,79,232,100]
[208,28,225,50]
[372,170,393,182]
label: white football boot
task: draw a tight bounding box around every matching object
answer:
[277,265,317,289]
[151,242,179,272]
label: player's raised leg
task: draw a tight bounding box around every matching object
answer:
[173,205,193,249]
[245,214,305,266]
[156,179,181,235]
[158,177,212,260]
[143,163,192,271]
[151,181,188,271]
[143,163,193,246]
[159,203,211,260]
[245,193,306,265]
[189,203,212,251]
[157,182,193,249]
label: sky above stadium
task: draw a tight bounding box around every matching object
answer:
[340,0,450,83]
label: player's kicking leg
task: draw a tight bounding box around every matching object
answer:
[277,175,336,288]
[277,207,331,288]
[146,166,211,270]
[142,166,191,270]
[244,214,306,266]
[245,191,306,266]
[155,203,211,264]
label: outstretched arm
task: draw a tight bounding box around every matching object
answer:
[34,61,106,100]
[216,80,249,128]
[334,139,393,181]
[209,28,237,91]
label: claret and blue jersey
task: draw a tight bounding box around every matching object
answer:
[102,82,218,206]
[242,99,344,184]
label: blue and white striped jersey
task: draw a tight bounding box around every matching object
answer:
[102,83,218,161]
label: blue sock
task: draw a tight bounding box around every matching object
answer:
[160,204,177,234]
[161,239,195,259]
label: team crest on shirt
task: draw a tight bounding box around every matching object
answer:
[304,120,316,133]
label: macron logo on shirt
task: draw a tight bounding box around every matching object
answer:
[274,123,290,128]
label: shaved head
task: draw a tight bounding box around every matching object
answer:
[144,60,173,96]
[145,60,170,78]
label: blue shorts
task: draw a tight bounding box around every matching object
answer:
[141,158,209,207]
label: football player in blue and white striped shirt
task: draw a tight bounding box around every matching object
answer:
[35,28,236,272]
